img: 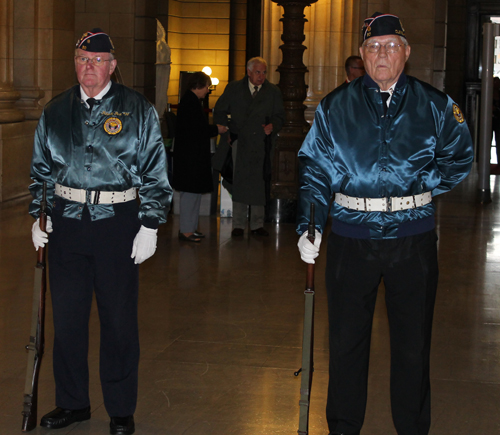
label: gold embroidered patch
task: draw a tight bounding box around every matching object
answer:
[104,117,122,135]
[453,104,464,124]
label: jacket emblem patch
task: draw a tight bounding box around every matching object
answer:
[452,104,464,124]
[104,117,123,135]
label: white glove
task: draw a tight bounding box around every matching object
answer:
[297,230,322,264]
[131,226,158,264]
[31,216,53,251]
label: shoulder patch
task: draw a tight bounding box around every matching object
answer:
[452,104,464,124]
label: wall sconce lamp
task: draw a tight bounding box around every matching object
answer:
[202,66,219,91]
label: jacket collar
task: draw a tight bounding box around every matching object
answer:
[362,72,407,91]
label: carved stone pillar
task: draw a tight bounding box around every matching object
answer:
[0,0,24,123]
[268,0,317,222]
[13,0,45,120]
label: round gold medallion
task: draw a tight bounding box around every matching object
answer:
[104,117,123,135]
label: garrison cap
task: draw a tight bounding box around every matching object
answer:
[76,28,115,53]
[362,12,405,41]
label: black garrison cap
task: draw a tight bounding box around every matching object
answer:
[76,28,115,53]
[362,12,405,41]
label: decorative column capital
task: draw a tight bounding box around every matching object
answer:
[271,0,317,134]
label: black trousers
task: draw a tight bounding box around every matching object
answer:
[325,230,438,435]
[48,199,140,417]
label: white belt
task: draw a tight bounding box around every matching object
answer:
[334,192,432,212]
[55,183,137,204]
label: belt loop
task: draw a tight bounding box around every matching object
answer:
[387,197,391,212]
[412,195,417,209]
[363,197,367,211]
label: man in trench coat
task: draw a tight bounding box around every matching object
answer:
[213,57,285,237]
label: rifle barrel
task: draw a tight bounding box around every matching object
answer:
[22,181,48,432]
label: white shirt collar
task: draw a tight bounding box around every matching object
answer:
[381,82,397,107]
[80,81,112,108]
[248,80,262,94]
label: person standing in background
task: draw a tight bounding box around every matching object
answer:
[213,57,285,237]
[173,71,228,242]
[344,55,365,83]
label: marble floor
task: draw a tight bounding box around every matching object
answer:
[1,167,500,435]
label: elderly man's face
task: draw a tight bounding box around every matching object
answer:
[75,49,117,97]
[247,62,267,87]
[360,35,410,91]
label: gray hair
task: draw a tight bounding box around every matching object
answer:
[247,57,267,72]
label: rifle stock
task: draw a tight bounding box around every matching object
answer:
[22,182,48,432]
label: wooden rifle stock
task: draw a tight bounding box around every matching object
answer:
[22,182,48,432]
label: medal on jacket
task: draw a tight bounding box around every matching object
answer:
[452,104,464,124]
[104,117,123,135]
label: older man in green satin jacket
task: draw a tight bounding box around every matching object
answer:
[28,28,171,435]
[297,12,473,435]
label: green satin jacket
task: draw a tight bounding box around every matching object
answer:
[297,73,474,239]
[29,82,172,228]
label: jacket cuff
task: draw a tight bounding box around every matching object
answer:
[141,216,159,229]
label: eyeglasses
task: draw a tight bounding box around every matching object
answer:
[363,42,404,54]
[75,56,111,67]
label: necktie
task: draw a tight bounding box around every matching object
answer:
[381,92,390,115]
[87,98,96,112]
[252,86,258,98]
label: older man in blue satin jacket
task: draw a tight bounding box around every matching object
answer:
[29,29,171,435]
[297,12,473,435]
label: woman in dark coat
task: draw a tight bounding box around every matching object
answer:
[173,72,227,242]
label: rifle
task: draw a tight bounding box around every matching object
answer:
[22,182,48,432]
[295,203,316,435]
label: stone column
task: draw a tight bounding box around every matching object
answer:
[0,0,24,123]
[13,0,45,120]
[263,0,363,122]
[268,0,317,222]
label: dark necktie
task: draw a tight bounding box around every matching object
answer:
[252,86,258,98]
[87,98,96,112]
[381,92,390,115]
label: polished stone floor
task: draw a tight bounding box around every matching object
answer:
[1,166,500,435]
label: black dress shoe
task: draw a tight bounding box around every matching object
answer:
[231,228,244,237]
[40,406,91,429]
[251,227,269,236]
[178,232,201,242]
[110,415,135,435]
[193,230,205,238]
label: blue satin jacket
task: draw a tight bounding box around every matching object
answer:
[297,73,474,239]
[29,82,172,228]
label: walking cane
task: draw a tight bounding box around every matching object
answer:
[295,203,316,435]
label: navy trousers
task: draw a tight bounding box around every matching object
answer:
[325,230,438,435]
[48,198,141,417]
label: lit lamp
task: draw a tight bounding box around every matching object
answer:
[210,77,219,91]
[202,66,218,91]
